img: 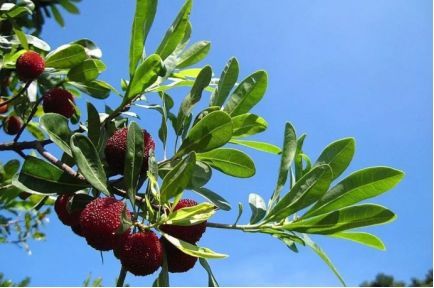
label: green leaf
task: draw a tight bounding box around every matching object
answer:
[40,113,73,156]
[230,139,281,154]
[302,234,346,286]
[231,113,267,138]
[199,258,220,287]
[12,156,88,195]
[70,133,110,196]
[68,80,113,99]
[125,54,163,101]
[164,202,215,225]
[249,193,266,224]
[223,70,267,116]
[72,39,102,58]
[210,57,239,107]
[67,59,100,82]
[193,187,231,211]
[270,122,297,205]
[177,111,232,156]
[197,148,255,178]
[187,161,212,189]
[294,134,307,180]
[45,44,87,69]
[286,204,396,234]
[155,0,192,60]
[50,5,64,27]
[58,0,79,14]
[4,160,20,178]
[124,122,144,206]
[86,102,100,147]
[12,26,28,50]
[129,0,158,76]
[267,165,332,221]
[160,152,196,203]
[314,138,355,181]
[330,231,385,250]
[26,121,45,140]
[153,253,169,287]
[162,233,227,259]
[176,41,211,69]
[304,167,404,218]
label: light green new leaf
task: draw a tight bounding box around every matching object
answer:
[231,113,268,138]
[210,57,239,107]
[223,70,267,116]
[249,193,266,224]
[45,44,87,69]
[176,111,232,156]
[129,0,158,76]
[314,138,355,181]
[68,80,114,99]
[12,26,28,50]
[70,133,110,196]
[176,41,211,69]
[162,233,228,259]
[304,167,404,218]
[330,231,385,250]
[164,202,215,225]
[67,59,99,82]
[230,139,281,155]
[197,148,255,178]
[124,122,144,206]
[199,258,220,287]
[40,113,73,156]
[287,204,396,234]
[193,187,231,211]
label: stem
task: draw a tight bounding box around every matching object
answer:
[13,96,44,142]
[205,222,259,231]
[116,266,127,287]
[0,81,32,108]
[0,139,51,151]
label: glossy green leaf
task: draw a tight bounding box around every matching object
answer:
[67,59,99,82]
[304,167,404,218]
[72,39,102,58]
[50,5,64,27]
[162,233,227,259]
[86,102,100,147]
[12,156,88,195]
[249,193,266,224]
[286,204,396,234]
[68,80,113,99]
[223,70,267,116]
[12,26,28,50]
[129,0,158,76]
[176,41,211,69]
[210,57,239,107]
[160,152,196,203]
[40,113,73,156]
[231,113,267,138]
[267,165,332,221]
[314,138,355,180]
[330,231,385,250]
[187,161,212,189]
[176,111,232,156]
[197,148,255,178]
[59,0,79,14]
[45,44,87,69]
[294,134,307,181]
[199,258,220,287]
[193,187,231,211]
[230,139,281,155]
[26,121,45,140]
[124,122,144,206]
[164,202,215,225]
[70,133,110,196]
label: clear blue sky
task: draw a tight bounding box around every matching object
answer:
[0,0,432,286]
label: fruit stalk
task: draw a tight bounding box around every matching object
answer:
[116,266,127,287]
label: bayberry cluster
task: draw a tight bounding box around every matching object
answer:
[15,51,45,82]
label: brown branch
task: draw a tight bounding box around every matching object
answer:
[0,139,52,151]
[14,96,44,142]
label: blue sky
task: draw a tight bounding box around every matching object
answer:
[0,0,432,286]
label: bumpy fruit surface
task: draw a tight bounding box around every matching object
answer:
[104,127,155,175]
[0,98,8,114]
[161,237,198,273]
[79,197,130,251]
[42,88,75,118]
[160,199,207,243]
[16,51,45,81]
[54,194,83,236]
[3,116,23,135]
[117,231,163,276]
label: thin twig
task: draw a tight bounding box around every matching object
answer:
[0,139,52,151]
[14,96,44,142]
[116,266,127,287]
[0,81,32,108]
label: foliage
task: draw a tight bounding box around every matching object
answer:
[0,0,405,286]
[360,269,433,287]
[0,273,30,287]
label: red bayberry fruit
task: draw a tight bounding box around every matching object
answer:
[79,197,130,251]
[117,231,163,276]
[16,51,45,81]
[54,194,84,236]
[0,98,8,114]
[161,237,198,273]
[160,199,207,243]
[3,116,23,135]
[104,127,155,175]
[42,88,75,118]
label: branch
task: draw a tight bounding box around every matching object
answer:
[0,139,52,151]
[0,81,32,108]
[14,96,44,142]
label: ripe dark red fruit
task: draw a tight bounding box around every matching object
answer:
[117,231,163,276]
[3,116,23,135]
[54,194,83,236]
[16,51,45,81]
[42,88,75,118]
[104,127,155,175]
[160,199,207,243]
[79,197,130,251]
[161,237,197,273]
[0,98,8,114]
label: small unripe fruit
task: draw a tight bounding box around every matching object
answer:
[117,231,163,276]
[79,197,130,251]
[16,51,45,81]
[42,88,75,118]
[3,116,23,135]
[160,199,207,243]
[161,238,198,273]
[104,127,155,175]
[0,98,8,114]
